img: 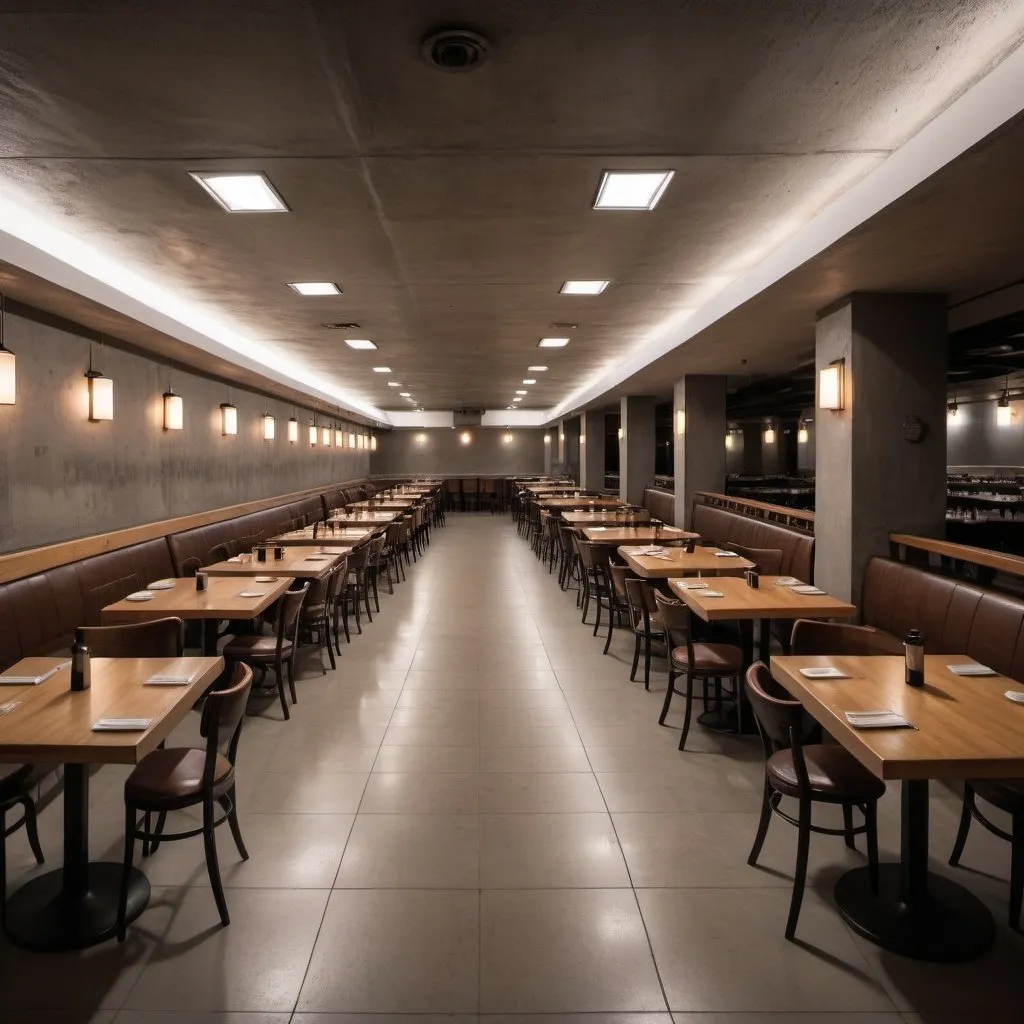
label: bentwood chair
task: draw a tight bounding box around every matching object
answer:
[653,591,743,749]
[116,663,254,939]
[1,766,50,919]
[299,568,343,673]
[223,584,308,720]
[576,540,614,637]
[950,780,1024,928]
[744,662,884,940]
[623,576,663,688]
[79,617,184,658]
[790,619,905,657]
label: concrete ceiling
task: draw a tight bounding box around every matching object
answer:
[0,1,1022,414]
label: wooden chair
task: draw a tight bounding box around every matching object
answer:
[78,617,184,658]
[653,591,743,749]
[299,569,343,673]
[576,540,614,637]
[116,663,254,939]
[744,661,884,940]
[223,584,308,720]
[1,766,50,919]
[365,534,388,614]
[343,544,373,632]
[790,620,904,657]
[623,576,662,687]
[949,780,1024,929]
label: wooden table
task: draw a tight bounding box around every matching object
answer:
[541,496,624,510]
[582,525,696,544]
[271,524,380,546]
[770,653,1022,962]
[347,499,416,511]
[204,546,350,580]
[619,545,755,579]
[102,576,293,654]
[0,655,223,951]
[562,510,652,526]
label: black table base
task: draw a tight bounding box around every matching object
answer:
[835,863,995,963]
[4,863,149,952]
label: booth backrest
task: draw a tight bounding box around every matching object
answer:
[862,557,1024,679]
[642,489,675,525]
[691,502,814,582]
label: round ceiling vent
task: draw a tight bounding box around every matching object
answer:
[421,28,490,72]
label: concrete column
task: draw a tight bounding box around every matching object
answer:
[580,410,606,491]
[619,396,656,505]
[543,427,556,475]
[741,424,764,474]
[815,293,947,606]
[673,376,727,528]
[556,420,567,466]
[561,417,581,482]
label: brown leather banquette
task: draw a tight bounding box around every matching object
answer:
[862,557,1024,678]
[641,488,675,525]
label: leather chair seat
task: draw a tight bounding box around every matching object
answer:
[670,642,742,674]
[767,744,885,802]
[970,778,1024,813]
[222,635,293,662]
[125,748,232,804]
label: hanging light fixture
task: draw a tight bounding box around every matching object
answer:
[309,415,317,446]
[220,387,237,436]
[997,379,1013,427]
[163,361,183,430]
[263,412,275,440]
[947,397,959,421]
[370,434,377,451]
[0,292,16,405]
[86,338,113,422]
[797,420,809,444]
[287,412,298,443]
[763,422,776,444]
[322,422,332,447]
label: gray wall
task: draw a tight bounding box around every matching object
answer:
[947,398,1024,469]
[369,427,546,477]
[0,304,370,553]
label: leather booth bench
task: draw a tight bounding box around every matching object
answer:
[641,488,675,525]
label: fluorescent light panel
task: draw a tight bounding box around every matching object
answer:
[372,367,392,373]
[593,170,674,210]
[387,382,402,387]
[528,365,548,372]
[288,281,340,296]
[538,338,570,348]
[190,172,288,213]
[399,392,411,397]
[522,379,536,384]
[515,390,527,395]
[560,280,609,295]
[344,339,377,350]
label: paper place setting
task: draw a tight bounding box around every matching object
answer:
[0,660,72,685]
[92,717,152,732]
[237,589,268,598]
[0,700,24,716]
[948,662,997,677]
[701,590,726,598]
[227,556,242,563]
[125,591,156,602]
[147,579,176,590]
[791,585,827,596]
[845,709,915,729]
[144,671,197,686]
[677,581,709,590]
[799,666,850,679]
[254,576,279,583]
[1004,691,1024,704]
[714,550,740,558]
[775,577,802,587]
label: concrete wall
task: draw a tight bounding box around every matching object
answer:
[369,427,546,477]
[947,398,1024,468]
[0,304,370,553]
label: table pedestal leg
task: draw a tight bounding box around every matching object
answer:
[3,764,150,952]
[834,779,995,962]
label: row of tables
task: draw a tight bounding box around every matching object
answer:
[0,484,439,951]
[539,485,1024,963]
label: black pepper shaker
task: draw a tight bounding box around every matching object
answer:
[71,628,91,692]
[904,629,925,687]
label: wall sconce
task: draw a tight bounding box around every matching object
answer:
[675,410,685,436]
[763,424,776,444]
[946,398,958,421]
[559,430,565,443]
[503,430,513,445]
[348,432,357,449]
[87,371,113,422]
[288,416,298,443]
[263,413,275,440]
[0,294,14,405]
[322,425,332,447]
[370,435,377,451]
[544,434,551,444]
[415,432,427,445]
[997,391,1013,427]
[797,423,809,444]
[220,402,238,436]
[725,432,734,450]
[309,420,317,446]
[163,391,183,431]
[617,427,624,441]
[460,430,472,445]
[819,359,845,411]
[335,425,344,447]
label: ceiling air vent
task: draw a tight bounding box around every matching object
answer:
[551,322,578,330]
[322,322,360,330]
[421,28,490,72]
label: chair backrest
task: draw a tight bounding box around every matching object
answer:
[744,662,810,791]
[180,556,202,578]
[79,617,184,658]
[608,563,632,600]
[790,619,905,657]
[200,662,254,784]
[367,533,386,567]
[347,544,369,569]
[725,542,784,576]
[275,583,309,651]
[653,590,690,644]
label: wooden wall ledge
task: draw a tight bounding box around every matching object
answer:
[889,533,1024,579]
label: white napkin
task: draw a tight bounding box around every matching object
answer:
[677,581,709,590]
[791,585,826,595]
[702,590,725,598]
[0,660,71,685]
[948,663,997,677]
[144,673,195,686]
[714,550,740,558]
[1004,691,1024,704]
[845,709,914,729]
[775,577,802,587]
[0,700,23,716]
[227,556,242,563]
[799,666,850,679]
[237,590,267,598]
[148,579,176,590]
[125,591,155,601]
[92,717,152,731]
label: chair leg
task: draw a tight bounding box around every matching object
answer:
[949,783,975,866]
[842,804,856,850]
[747,779,774,866]
[593,583,603,637]
[865,801,880,896]
[786,798,812,941]
[630,633,641,681]
[141,811,152,857]
[116,804,138,942]
[679,672,695,751]
[324,613,337,670]
[658,670,676,725]
[221,787,249,860]
[276,662,291,720]
[202,798,230,927]
[603,605,615,654]
[643,635,652,690]
[149,811,168,856]
[372,574,381,613]
[19,796,45,865]
[286,655,298,704]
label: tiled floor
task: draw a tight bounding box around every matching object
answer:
[3,512,1024,1022]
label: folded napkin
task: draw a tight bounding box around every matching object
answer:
[92,717,152,731]
[0,660,72,685]
[144,673,195,686]
[791,585,826,595]
[1004,691,1024,704]
[775,577,802,587]
[125,590,155,601]
[845,709,914,729]
[227,556,242,563]
[237,590,267,598]
[799,666,850,679]
[148,579,176,590]
[714,550,740,558]
[702,590,725,598]
[677,581,709,590]
[948,663,996,677]
[0,700,23,716]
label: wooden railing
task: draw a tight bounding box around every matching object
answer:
[889,533,1024,581]
[693,491,815,534]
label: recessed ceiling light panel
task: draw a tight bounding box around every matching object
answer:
[538,338,570,348]
[373,367,392,373]
[522,379,536,384]
[344,339,377,350]
[399,392,412,397]
[190,172,289,212]
[528,365,548,372]
[288,281,340,296]
[560,280,609,295]
[593,170,674,210]
[387,382,402,387]
[515,390,527,395]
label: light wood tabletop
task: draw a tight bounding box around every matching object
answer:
[619,544,755,579]
[562,510,652,525]
[771,654,1024,780]
[582,525,697,544]
[669,574,857,622]
[100,575,293,623]
[540,496,625,510]
[204,547,349,579]
[347,499,417,510]
[330,512,400,525]
[0,656,223,765]
[271,524,380,545]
